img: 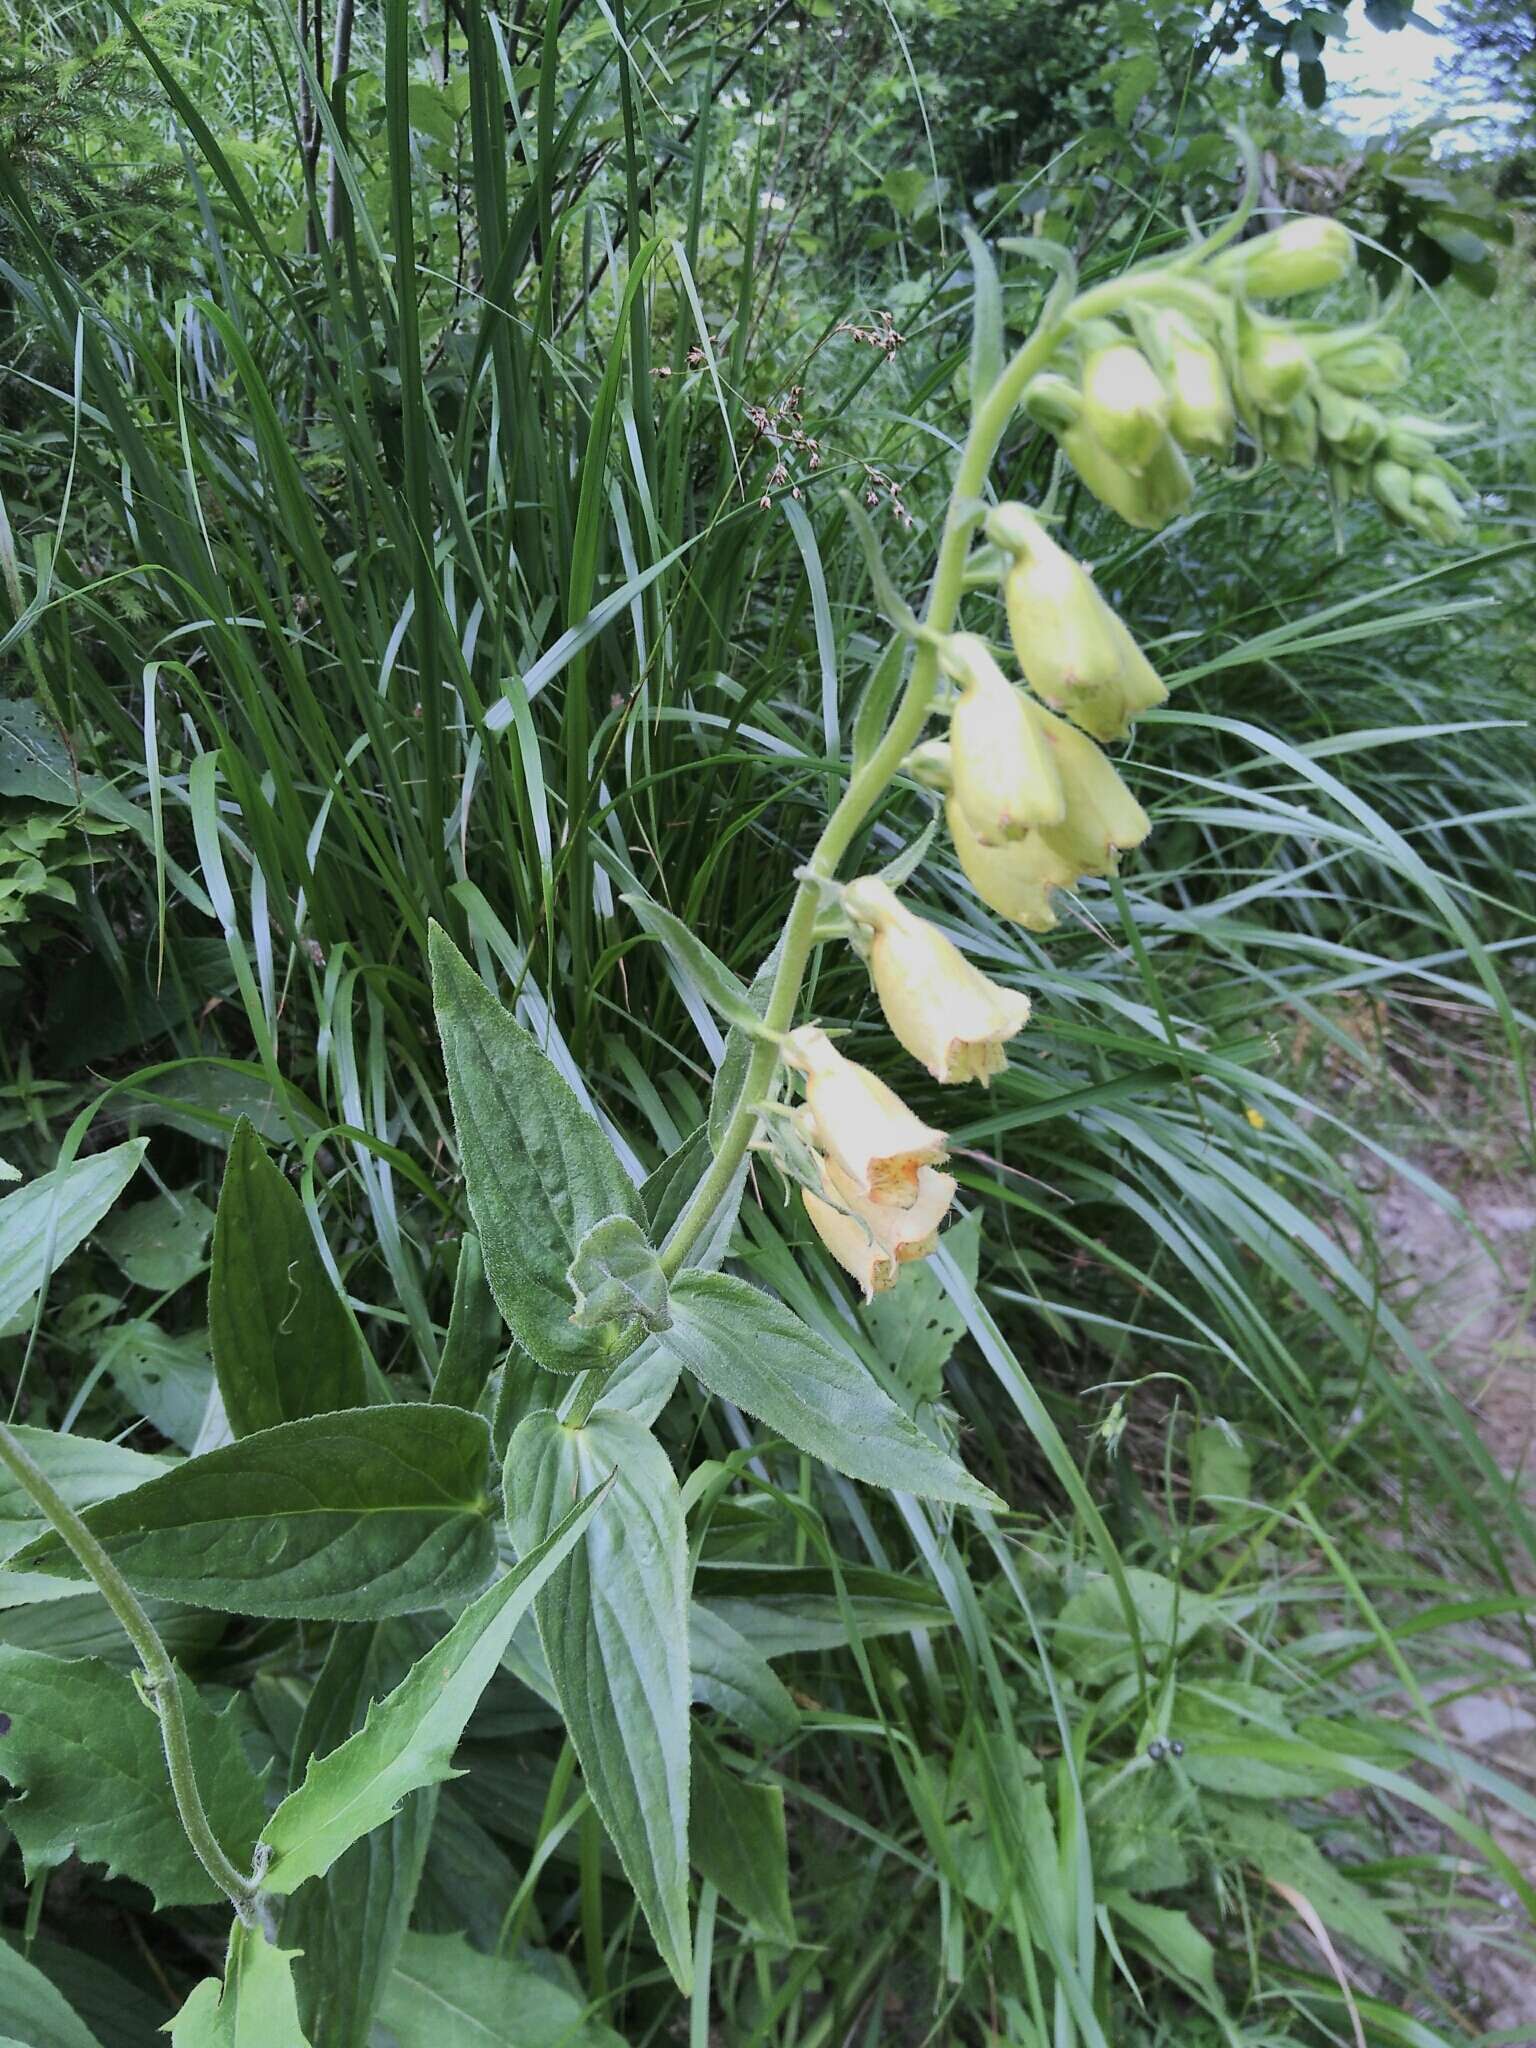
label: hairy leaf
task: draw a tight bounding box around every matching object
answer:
[566,1213,670,1334]
[691,1740,795,1945]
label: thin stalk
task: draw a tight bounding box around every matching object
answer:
[0,1422,264,1927]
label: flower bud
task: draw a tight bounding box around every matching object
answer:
[844,876,1032,1085]
[1137,435,1196,526]
[1079,325,1171,474]
[1316,388,1384,462]
[1213,217,1355,299]
[902,738,953,792]
[802,1155,956,1300]
[1141,309,1234,461]
[1380,415,1466,465]
[1371,458,1417,526]
[1060,424,1161,529]
[1236,315,1313,415]
[784,1025,947,1207]
[1033,706,1152,877]
[947,799,1075,932]
[1313,331,1410,396]
[1022,372,1083,434]
[942,633,1065,845]
[1409,469,1470,543]
[990,503,1167,743]
[1265,393,1319,470]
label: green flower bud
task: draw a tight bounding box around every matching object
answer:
[1137,434,1195,526]
[1060,424,1159,528]
[1316,388,1385,462]
[1371,458,1417,525]
[1148,310,1235,461]
[1409,469,1470,543]
[1212,217,1356,299]
[902,739,953,792]
[1266,394,1319,469]
[1313,332,1410,396]
[1022,372,1083,434]
[1078,323,1171,474]
[1236,314,1313,415]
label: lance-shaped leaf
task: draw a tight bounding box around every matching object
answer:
[260,1481,606,1893]
[567,1214,670,1335]
[169,1926,312,2048]
[12,1407,495,1621]
[688,1600,798,1746]
[430,925,642,1374]
[620,890,763,1034]
[662,1271,1003,1509]
[430,1235,503,1410]
[0,1141,146,1328]
[208,1118,366,1436]
[0,1649,264,1907]
[505,1409,692,1991]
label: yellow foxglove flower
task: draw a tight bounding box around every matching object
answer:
[992,504,1166,743]
[942,633,1065,845]
[844,876,1032,1086]
[802,1155,956,1300]
[947,799,1076,933]
[1079,328,1171,474]
[1214,217,1355,299]
[784,1025,947,1207]
[1034,706,1152,876]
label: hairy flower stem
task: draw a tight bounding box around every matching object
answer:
[564,266,1174,1432]
[0,1421,265,1927]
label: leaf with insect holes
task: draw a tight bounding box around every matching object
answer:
[12,1407,496,1621]
[566,1214,670,1335]
[430,926,643,1375]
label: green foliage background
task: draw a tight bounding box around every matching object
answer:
[0,0,1532,2041]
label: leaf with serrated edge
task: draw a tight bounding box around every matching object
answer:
[506,1409,692,1991]
[12,1407,495,1621]
[430,926,642,1374]
[0,1650,264,1907]
[663,1271,1002,1508]
[260,1481,606,1892]
[168,1926,312,2047]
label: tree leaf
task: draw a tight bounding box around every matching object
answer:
[168,1926,312,2048]
[208,1119,366,1437]
[566,1214,670,1335]
[620,890,762,1033]
[0,1649,264,1907]
[691,1739,795,1945]
[377,1930,624,2047]
[430,925,642,1374]
[12,1407,495,1620]
[0,1141,146,1328]
[505,1408,692,1991]
[662,1272,1002,1509]
[0,1425,170,1566]
[260,1481,606,1892]
[0,1935,103,2048]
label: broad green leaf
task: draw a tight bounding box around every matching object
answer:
[0,1141,146,1328]
[662,1272,1002,1509]
[0,1425,170,1565]
[260,1482,605,1892]
[620,889,762,1033]
[0,1936,103,2048]
[208,1119,365,1436]
[430,925,642,1374]
[691,1739,795,1944]
[1210,1802,1408,1973]
[506,1409,692,1991]
[431,1235,503,1410]
[688,1601,797,1745]
[13,1407,495,1620]
[1104,1893,1224,2011]
[99,1188,214,1292]
[98,1319,213,1450]
[1055,1567,1218,1680]
[566,1214,670,1335]
[377,1931,624,2047]
[0,1648,264,1907]
[169,1926,312,2048]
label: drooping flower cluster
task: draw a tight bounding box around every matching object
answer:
[1023,219,1476,544]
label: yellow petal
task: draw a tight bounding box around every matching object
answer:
[942,634,1065,844]
[947,799,1074,932]
[784,1025,947,1206]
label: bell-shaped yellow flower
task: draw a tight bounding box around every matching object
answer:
[844,877,1032,1085]
[1033,706,1152,876]
[1079,327,1171,474]
[946,799,1076,933]
[992,505,1167,744]
[784,1025,947,1207]
[942,633,1065,846]
[802,1154,956,1300]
